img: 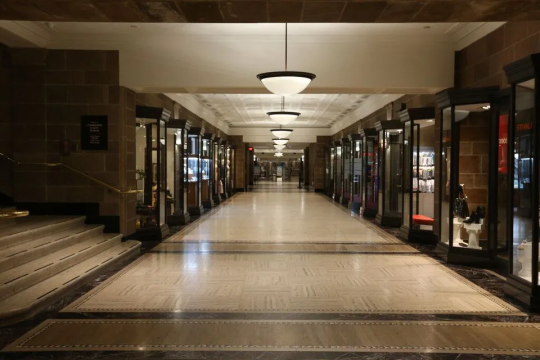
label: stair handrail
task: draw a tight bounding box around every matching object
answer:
[0,153,142,195]
[0,208,29,219]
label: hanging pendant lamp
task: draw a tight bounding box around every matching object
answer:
[270,128,293,138]
[274,144,286,150]
[257,23,316,96]
[273,138,289,145]
[267,96,300,125]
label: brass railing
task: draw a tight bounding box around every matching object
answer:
[0,153,141,195]
[0,207,29,219]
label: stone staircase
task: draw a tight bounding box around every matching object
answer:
[0,216,140,324]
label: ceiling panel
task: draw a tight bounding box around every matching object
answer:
[193,93,370,128]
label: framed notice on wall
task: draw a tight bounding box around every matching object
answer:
[81,115,108,150]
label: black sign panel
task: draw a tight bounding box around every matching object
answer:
[81,116,108,150]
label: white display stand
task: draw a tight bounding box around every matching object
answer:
[462,219,484,250]
[518,242,532,280]
[453,217,463,245]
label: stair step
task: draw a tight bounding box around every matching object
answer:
[0,224,105,273]
[0,233,122,301]
[0,240,140,324]
[0,216,85,251]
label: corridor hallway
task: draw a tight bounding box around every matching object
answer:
[3,183,540,358]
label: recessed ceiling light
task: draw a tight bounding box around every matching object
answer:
[481,105,491,110]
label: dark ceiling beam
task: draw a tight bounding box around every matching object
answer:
[1,0,539,23]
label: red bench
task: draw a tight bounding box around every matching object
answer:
[412,214,434,226]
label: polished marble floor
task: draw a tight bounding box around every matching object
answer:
[2,182,539,359]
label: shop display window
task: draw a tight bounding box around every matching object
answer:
[226,145,232,196]
[502,54,540,311]
[220,142,228,198]
[187,127,203,215]
[134,106,170,234]
[328,147,335,197]
[375,120,403,228]
[360,128,378,217]
[341,138,351,205]
[230,147,236,191]
[201,134,214,208]
[436,87,499,265]
[399,108,437,242]
[333,142,342,201]
[349,134,362,212]
[165,119,191,226]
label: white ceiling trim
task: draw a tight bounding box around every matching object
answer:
[0,20,51,48]
[165,93,229,134]
[330,94,403,134]
[452,22,505,50]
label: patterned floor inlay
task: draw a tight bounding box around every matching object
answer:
[153,242,419,253]
[62,252,522,315]
[5,319,540,354]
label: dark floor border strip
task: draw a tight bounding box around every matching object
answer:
[53,311,527,322]
[169,241,403,245]
[148,250,419,255]
[2,350,519,360]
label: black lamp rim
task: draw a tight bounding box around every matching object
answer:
[257,71,316,81]
[270,129,293,132]
[267,111,301,116]
[272,138,290,141]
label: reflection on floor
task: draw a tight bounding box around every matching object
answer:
[1,181,538,358]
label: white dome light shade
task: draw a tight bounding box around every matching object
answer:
[267,111,300,125]
[443,108,470,122]
[257,71,316,96]
[274,152,284,157]
[274,144,286,150]
[273,138,289,145]
[270,129,293,138]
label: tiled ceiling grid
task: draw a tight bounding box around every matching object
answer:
[193,94,370,127]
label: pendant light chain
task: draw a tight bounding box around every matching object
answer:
[285,23,288,71]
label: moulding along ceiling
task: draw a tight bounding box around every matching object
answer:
[193,94,370,128]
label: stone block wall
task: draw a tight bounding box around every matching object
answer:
[0,45,12,203]
[455,22,540,89]
[4,47,138,234]
[227,135,246,191]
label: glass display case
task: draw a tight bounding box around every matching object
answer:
[166,119,191,226]
[436,87,499,265]
[349,134,362,213]
[229,146,236,193]
[399,107,437,243]
[202,133,214,209]
[226,144,232,197]
[213,137,222,204]
[341,137,351,205]
[134,106,171,239]
[187,127,203,216]
[503,54,540,309]
[333,141,342,202]
[375,120,403,227]
[360,128,378,217]
[326,146,334,197]
[220,141,228,199]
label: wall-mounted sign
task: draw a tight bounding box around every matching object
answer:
[81,116,108,150]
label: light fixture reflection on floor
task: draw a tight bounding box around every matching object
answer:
[267,96,300,125]
[273,138,289,145]
[257,24,316,96]
[270,129,293,138]
[274,144,286,150]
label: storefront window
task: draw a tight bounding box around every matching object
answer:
[342,140,351,203]
[350,135,362,212]
[512,81,535,281]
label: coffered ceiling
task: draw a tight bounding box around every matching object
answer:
[0,0,537,23]
[193,94,370,128]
